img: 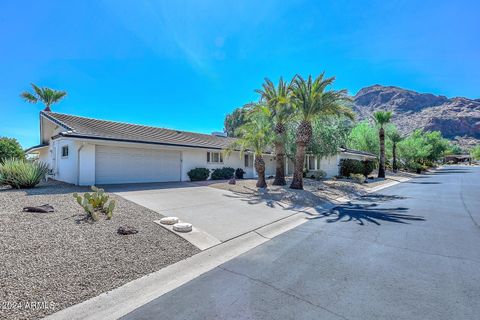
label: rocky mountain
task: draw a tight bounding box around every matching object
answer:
[352,85,480,149]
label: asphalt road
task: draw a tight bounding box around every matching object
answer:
[122,166,480,320]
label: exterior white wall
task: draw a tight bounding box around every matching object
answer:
[50,139,78,184]
[264,155,276,177]
[181,149,253,181]
[305,155,340,178]
[37,148,49,164]
[78,144,96,186]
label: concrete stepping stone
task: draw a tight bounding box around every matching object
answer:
[173,222,193,233]
[159,217,179,225]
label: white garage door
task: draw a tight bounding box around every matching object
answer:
[95,146,181,184]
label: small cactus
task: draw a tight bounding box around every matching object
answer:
[73,186,115,221]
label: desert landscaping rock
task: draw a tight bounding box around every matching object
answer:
[0,181,199,320]
[173,222,193,233]
[22,204,54,213]
[159,216,179,225]
[117,225,139,235]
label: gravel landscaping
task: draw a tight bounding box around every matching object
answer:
[210,171,417,208]
[0,181,199,320]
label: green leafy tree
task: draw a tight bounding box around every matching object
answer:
[0,137,24,162]
[256,77,293,186]
[423,131,449,163]
[470,145,480,160]
[289,73,354,190]
[226,104,274,188]
[387,130,403,172]
[373,111,393,178]
[285,116,351,161]
[397,130,432,170]
[223,103,254,137]
[445,143,463,155]
[21,84,67,112]
[347,121,379,155]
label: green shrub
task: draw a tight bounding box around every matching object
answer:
[350,173,366,184]
[362,160,376,177]
[73,186,115,221]
[0,137,25,162]
[0,159,48,189]
[211,167,235,180]
[340,159,376,177]
[187,168,210,181]
[309,170,327,180]
[339,159,364,177]
[235,168,245,179]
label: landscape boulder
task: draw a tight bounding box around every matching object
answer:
[117,226,138,235]
[23,204,54,213]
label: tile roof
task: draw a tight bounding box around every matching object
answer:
[40,112,375,158]
[339,147,376,158]
[42,112,237,150]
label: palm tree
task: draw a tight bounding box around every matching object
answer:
[255,77,293,186]
[21,84,67,112]
[387,130,403,172]
[373,111,393,178]
[226,104,273,188]
[289,73,354,190]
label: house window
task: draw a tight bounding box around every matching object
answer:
[207,151,223,164]
[308,155,316,170]
[61,146,69,158]
[244,154,253,167]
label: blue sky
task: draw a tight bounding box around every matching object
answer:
[1,0,479,148]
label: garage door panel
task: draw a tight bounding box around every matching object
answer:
[95,146,181,184]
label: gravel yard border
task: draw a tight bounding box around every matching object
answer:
[0,181,200,320]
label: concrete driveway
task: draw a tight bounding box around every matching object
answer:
[105,181,302,245]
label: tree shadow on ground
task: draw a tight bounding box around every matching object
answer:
[308,202,425,226]
[405,181,441,184]
[222,185,333,211]
[359,194,407,202]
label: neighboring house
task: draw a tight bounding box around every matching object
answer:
[26,112,376,186]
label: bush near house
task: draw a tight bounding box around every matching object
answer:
[362,160,376,177]
[350,173,366,184]
[0,137,25,162]
[187,168,210,181]
[0,159,49,189]
[309,170,327,181]
[339,159,375,178]
[210,167,235,180]
[235,168,245,179]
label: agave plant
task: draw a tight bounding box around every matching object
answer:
[0,159,49,189]
[21,83,67,112]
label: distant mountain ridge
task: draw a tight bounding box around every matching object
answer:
[352,85,480,148]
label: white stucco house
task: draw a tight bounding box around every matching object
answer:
[26,112,376,186]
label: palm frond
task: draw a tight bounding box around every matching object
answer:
[20,92,38,103]
[373,111,393,127]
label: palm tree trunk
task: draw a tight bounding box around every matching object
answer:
[273,141,286,185]
[255,155,267,188]
[378,127,386,178]
[392,142,397,172]
[290,143,305,189]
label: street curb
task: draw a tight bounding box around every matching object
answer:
[43,175,414,320]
